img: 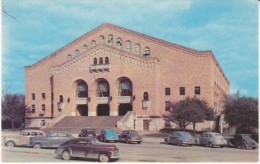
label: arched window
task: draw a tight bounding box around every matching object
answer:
[75,49,80,56]
[99,35,105,44]
[97,81,109,97]
[67,54,72,60]
[126,40,131,51]
[93,58,97,65]
[77,82,88,98]
[108,34,113,45]
[59,95,63,103]
[117,38,122,49]
[144,47,150,57]
[83,45,88,52]
[119,79,132,96]
[105,57,109,64]
[143,92,149,100]
[99,57,103,64]
[91,40,96,47]
[135,44,141,56]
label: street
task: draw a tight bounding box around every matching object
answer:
[1,138,258,162]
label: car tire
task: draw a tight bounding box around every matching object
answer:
[62,151,71,160]
[208,142,214,148]
[33,143,42,149]
[138,142,141,144]
[6,141,15,147]
[177,142,182,146]
[99,153,109,162]
[126,140,130,144]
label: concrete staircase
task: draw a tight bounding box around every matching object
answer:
[42,116,123,134]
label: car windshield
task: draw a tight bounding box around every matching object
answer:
[242,135,252,139]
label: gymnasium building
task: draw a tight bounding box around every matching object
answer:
[24,23,229,132]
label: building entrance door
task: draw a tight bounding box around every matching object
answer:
[97,104,110,116]
[143,120,150,131]
[77,105,88,116]
[118,104,132,116]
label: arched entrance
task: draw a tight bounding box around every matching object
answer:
[75,80,88,116]
[96,79,110,116]
[118,78,133,116]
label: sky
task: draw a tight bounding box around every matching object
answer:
[2,0,259,98]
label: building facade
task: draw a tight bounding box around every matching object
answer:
[25,23,229,131]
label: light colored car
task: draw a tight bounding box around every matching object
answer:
[198,132,227,148]
[4,129,46,147]
[28,131,74,149]
[164,131,196,146]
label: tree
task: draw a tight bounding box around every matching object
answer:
[164,97,215,134]
[1,93,29,129]
[224,97,258,133]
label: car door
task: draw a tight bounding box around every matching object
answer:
[48,132,60,147]
[69,140,89,158]
[56,133,71,146]
[199,134,207,145]
[18,131,31,146]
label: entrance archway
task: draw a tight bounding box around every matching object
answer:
[97,104,110,116]
[77,105,88,116]
[118,104,132,116]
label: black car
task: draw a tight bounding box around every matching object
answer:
[228,134,258,149]
[78,128,96,138]
[118,130,142,144]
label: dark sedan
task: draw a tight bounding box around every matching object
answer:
[28,131,74,149]
[55,138,120,162]
[228,134,258,149]
[118,130,142,144]
[78,128,97,138]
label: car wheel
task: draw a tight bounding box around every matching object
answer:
[242,143,248,149]
[177,142,182,146]
[220,145,224,148]
[208,142,214,148]
[6,141,15,147]
[138,142,141,144]
[62,151,71,160]
[126,140,130,144]
[33,143,42,149]
[99,153,109,162]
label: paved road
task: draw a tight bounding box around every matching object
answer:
[1,138,258,162]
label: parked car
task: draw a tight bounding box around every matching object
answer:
[78,128,97,138]
[118,130,142,144]
[228,134,258,149]
[98,129,119,142]
[55,138,120,162]
[198,132,227,148]
[4,129,46,147]
[164,131,196,146]
[28,131,74,149]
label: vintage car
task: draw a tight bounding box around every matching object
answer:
[228,134,258,149]
[164,131,196,146]
[55,138,120,162]
[98,129,119,142]
[28,131,74,149]
[198,132,228,148]
[78,128,97,138]
[4,129,46,147]
[118,130,142,144]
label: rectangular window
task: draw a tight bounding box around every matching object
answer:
[165,88,170,96]
[31,105,35,113]
[42,104,46,111]
[165,101,171,111]
[41,93,45,100]
[51,93,54,100]
[32,93,35,100]
[195,86,201,95]
[180,87,185,95]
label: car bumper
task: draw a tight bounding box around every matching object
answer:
[110,151,120,159]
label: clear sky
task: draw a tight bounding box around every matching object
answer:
[2,0,259,98]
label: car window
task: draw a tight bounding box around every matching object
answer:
[38,132,44,136]
[208,134,212,137]
[22,132,30,136]
[58,133,69,137]
[31,132,37,136]
[49,133,59,137]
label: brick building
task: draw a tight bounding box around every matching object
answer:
[24,23,229,131]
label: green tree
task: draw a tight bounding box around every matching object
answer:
[164,97,215,134]
[224,97,258,133]
[1,93,28,129]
